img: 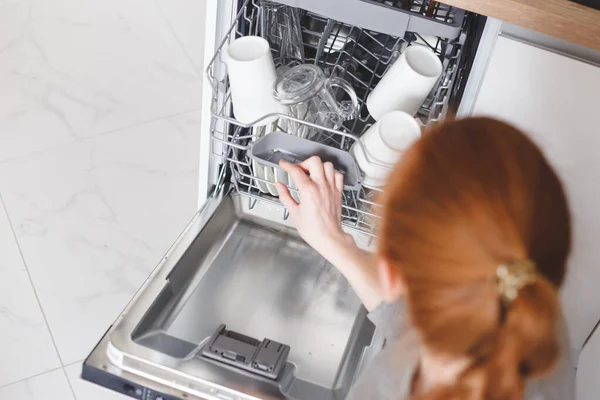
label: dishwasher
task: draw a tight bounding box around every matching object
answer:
[81,1,487,399]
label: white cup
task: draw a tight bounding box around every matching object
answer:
[226,36,282,126]
[351,111,421,187]
[361,111,421,164]
[413,35,439,48]
[366,45,443,119]
[350,144,389,188]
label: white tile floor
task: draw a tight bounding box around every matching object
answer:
[0,0,206,398]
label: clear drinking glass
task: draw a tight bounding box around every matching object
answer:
[259,1,305,68]
[273,64,359,140]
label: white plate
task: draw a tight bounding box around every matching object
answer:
[252,123,283,196]
[265,166,278,196]
[252,159,270,194]
[275,167,289,196]
[288,174,300,202]
[251,126,270,194]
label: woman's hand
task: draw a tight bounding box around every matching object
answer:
[275,156,352,262]
[275,156,384,311]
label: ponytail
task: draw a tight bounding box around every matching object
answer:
[483,277,560,398]
[413,276,561,400]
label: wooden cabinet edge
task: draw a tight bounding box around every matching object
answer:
[440,0,600,52]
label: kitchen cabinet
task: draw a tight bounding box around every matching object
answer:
[466,33,600,357]
[79,1,600,399]
[441,0,600,52]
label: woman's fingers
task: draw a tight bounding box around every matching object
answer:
[280,160,311,189]
[276,182,298,215]
[298,156,326,184]
[280,156,334,191]
[334,171,344,192]
[323,162,335,186]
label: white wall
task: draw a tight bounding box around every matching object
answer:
[471,36,600,352]
[577,326,600,400]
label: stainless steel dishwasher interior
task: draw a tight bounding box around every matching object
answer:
[127,193,375,399]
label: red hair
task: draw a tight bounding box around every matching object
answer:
[379,118,571,399]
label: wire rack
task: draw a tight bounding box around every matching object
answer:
[206,0,467,238]
[370,0,461,23]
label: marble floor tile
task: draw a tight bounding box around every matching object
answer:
[0,110,201,364]
[156,0,207,73]
[65,363,127,400]
[0,1,76,162]
[0,196,61,386]
[0,0,202,162]
[0,369,75,400]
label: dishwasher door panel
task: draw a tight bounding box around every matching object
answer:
[83,192,375,400]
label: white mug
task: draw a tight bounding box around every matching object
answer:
[361,111,421,164]
[350,144,390,188]
[226,36,282,126]
[351,111,421,187]
[366,45,443,119]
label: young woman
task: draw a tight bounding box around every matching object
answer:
[275,118,575,400]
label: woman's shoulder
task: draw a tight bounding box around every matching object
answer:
[349,300,421,400]
[346,327,421,400]
[367,299,412,342]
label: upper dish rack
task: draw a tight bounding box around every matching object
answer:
[206,0,467,238]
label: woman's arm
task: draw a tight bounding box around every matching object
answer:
[276,157,384,311]
[323,236,385,311]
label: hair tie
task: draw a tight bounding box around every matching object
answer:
[495,259,537,304]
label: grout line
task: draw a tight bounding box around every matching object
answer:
[62,367,78,400]
[0,107,202,167]
[0,365,63,389]
[153,0,203,76]
[63,358,85,400]
[64,359,85,369]
[0,193,66,367]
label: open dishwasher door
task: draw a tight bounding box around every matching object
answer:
[83,189,376,400]
[83,0,484,398]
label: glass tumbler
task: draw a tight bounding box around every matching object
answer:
[259,1,305,68]
[273,64,359,140]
